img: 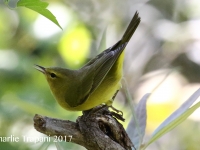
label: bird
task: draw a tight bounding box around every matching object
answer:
[35,12,140,112]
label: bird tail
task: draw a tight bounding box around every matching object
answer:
[120,11,141,44]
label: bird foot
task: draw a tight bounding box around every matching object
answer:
[82,105,125,121]
[108,106,125,121]
[109,106,123,116]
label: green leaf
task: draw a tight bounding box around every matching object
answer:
[126,93,150,150]
[145,101,200,149]
[17,0,62,29]
[144,88,200,149]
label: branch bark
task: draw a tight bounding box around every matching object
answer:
[33,106,134,150]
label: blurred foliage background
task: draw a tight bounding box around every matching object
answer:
[0,0,200,150]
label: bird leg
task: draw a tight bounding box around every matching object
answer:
[108,90,123,116]
[112,90,119,100]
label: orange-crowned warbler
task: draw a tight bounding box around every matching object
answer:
[35,12,140,112]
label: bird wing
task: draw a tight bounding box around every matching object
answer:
[73,12,141,106]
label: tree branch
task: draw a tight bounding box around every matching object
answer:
[33,106,134,150]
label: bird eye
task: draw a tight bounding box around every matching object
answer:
[50,73,56,78]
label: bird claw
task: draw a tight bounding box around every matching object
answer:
[109,111,125,121]
[109,106,123,116]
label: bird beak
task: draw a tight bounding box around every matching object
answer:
[34,64,46,74]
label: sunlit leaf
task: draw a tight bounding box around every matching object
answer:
[17,0,62,29]
[144,88,200,148]
[153,88,200,135]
